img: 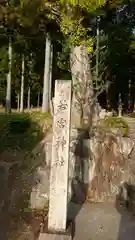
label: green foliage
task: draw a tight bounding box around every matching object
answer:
[0,0,135,112]
[126,112,135,118]
[0,46,8,75]
[24,53,41,102]
[86,37,94,53]
[0,111,51,153]
[8,116,31,133]
[57,39,70,70]
[58,0,106,46]
[99,4,135,104]
[61,17,94,47]
[0,34,41,104]
[60,11,87,45]
[103,117,129,136]
[130,37,135,51]
[59,0,106,11]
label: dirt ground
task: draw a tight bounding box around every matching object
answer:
[0,160,48,240]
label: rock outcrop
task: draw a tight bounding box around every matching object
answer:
[88,132,134,202]
[29,124,134,209]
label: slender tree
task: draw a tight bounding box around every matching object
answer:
[27,86,30,110]
[17,92,20,111]
[42,32,52,113]
[20,54,24,112]
[5,36,12,113]
[49,43,53,103]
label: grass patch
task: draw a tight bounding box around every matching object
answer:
[0,111,52,153]
[0,111,52,238]
[103,117,129,136]
[126,112,135,118]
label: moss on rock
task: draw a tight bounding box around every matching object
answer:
[102,117,129,137]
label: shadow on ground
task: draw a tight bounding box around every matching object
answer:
[0,112,51,240]
[67,128,90,238]
[115,182,135,240]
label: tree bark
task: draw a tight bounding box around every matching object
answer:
[20,54,25,112]
[42,33,51,113]
[37,91,40,108]
[49,44,53,103]
[70,44,93,127]
[27,86,31,110]
[17,92,20,111]
[5,37,12,113]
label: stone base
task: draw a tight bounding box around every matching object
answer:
[38,232,72,240]
[38,220,73,240]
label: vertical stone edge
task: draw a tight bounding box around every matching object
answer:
[48,80,72,232]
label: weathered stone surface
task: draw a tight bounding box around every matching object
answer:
[92,103,113,126]
[118,108,122,117]
[69,129,90,204]
[70,45,93,127]
[48,80,71,232]
[30,115,135,209]
[29,130,52,210]
[97,108,113,120]
[87,133,134,202]
[30,165,49,210]
[92,102,100,125]
[106,111,113,117]
[99,109,106,119]
[110,127,121,135]
[117,136,134,158]
[29,128,86,210]
[39,233,72,240]
[30,127,135,206]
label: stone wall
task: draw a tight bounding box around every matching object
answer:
[29,125,134,209]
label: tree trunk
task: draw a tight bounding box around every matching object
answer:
[105,66,111,110]
[49,44,53,103]
[37,91,40,108]
[42,33,51,113]
[5,37,12,113]
[20,55,25,112]
[70,44,93,127]
[17,93,20,111]
[106,82,110,110]
[27,86,31,110]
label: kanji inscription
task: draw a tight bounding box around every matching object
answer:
[57,100,68,111]
[57,118,67,128]
[59,156,64,166]
[55,136,67,151]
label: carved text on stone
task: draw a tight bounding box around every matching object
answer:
[55,136,67,151]
[57,118,67,128]
[57,100,68,111]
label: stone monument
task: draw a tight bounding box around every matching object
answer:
[38,80,72,239]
